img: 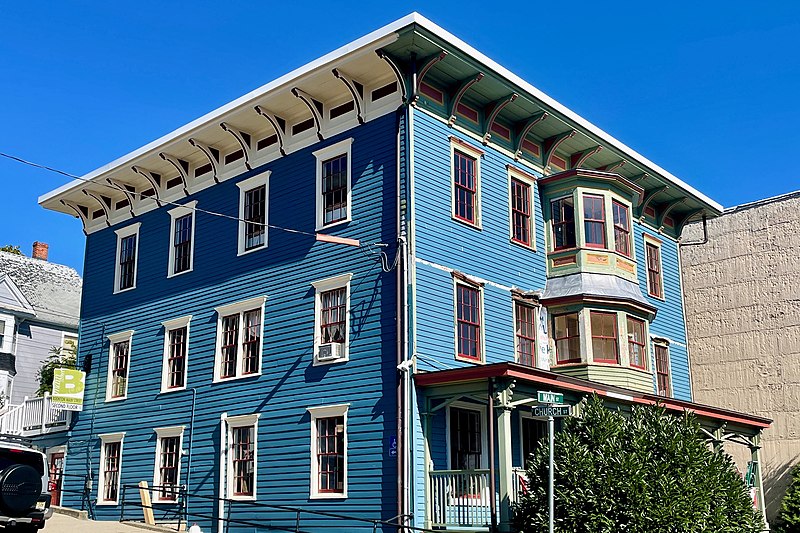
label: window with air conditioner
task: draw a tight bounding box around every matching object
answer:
[311,273,352,365]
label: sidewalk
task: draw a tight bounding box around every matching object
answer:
[45,512,180,533]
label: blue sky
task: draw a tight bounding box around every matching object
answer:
[1,1,799,272]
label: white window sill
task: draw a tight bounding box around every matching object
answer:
[316,218,351,232]
[312,355,350,367]
[213,372,262,384]
[237,245,268,257]
[450,215,482,231]
[229,495,257,501]
[454,355,485,365]
[105,395,127,403]
[167,268,193,279]
[113,287,136,295]
[159,386,186,395]
[96,500,119,506]
[310,492,347,500]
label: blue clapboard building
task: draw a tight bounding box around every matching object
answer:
[39,13,770,532]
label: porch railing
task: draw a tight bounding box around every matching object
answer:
[0,394,71,437]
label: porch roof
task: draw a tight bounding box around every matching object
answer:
[414,362,771,430]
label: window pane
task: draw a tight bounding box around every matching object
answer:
[552,198,576,249]
[231,426,255,496]
[456,285,481,360]
[591,312,618,363]
[655,345,671,396]
[317,416,345,493]
[449,408,481,470]
[173,214,193,273]
[103,442,121,501]
[320,288,347,344]
[242,309,261,374]
[167,327,187,389]
[627,317,646,369]
[515,302,536,367]
[453,151,477,223]
[646,244,663,297]
[322,155,348,225]
[583,195,606,247]
[613,201,630,256]
[511,179,531,245]
[244,185,266,250]
[119,234,137,290]
[220,314,239,378]
[554,313,580,363]
[111,340,129,398]
[158,436,180,500]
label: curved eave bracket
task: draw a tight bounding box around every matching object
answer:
[375,50,408,104]
[188,138,220,183]
[291,88,325,141]
[569,145,602,169]
[332,68,365,124]
[658,197,688,230]
[132,165,163,207]
[446,73,484,126]
[82,190,111,227]
[514,111,548,160]
[220,122,255,170]
[543,130,576,171]
[638,185,669,218]
[596,160,626,173]
[60,200,89,235]
[158,153,191,195]
[414,50,447,103]
[253,106,287,156]
[106,178,136,217]
[676,208,705,235]
[481,93,517,144]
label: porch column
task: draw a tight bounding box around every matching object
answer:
[750,433,769,531]
[495,380,515,531]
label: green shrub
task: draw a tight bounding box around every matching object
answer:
[513,396,763,533]
[775,464,800,532]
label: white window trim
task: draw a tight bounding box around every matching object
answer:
[311,273,352,366]
[314,138,353,231]
[153,426,185,502]
[453,279,486,364]
[644,235,665,300]
[308,403,349,499]
[105,330,134,402]
[450,138,483,229]
[213,296,267,382]
[97,432,125,505]
[507,165,537,250]
[236,171,271,256]
[167,201,197,278]
[160,315,192,393]
[114,223,141,294]
[445,401,489,470]
[226,413,260,501]
[0,313,15,354]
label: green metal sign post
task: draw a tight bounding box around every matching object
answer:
[534,391,571,533]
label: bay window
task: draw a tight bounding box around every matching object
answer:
[627,317,647,369]
[583,194,606,248]
[613,201,631,256]
[551,197,576,250]
[590,311,618,363]
[553,313,580,364]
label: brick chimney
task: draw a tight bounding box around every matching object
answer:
[32,242,49,261]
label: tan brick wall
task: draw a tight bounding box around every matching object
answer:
[681,193,800,521]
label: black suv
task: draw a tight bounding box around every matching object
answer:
[0,436,52,531]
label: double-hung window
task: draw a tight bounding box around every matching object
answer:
[612,201,631,256]
[655,344,671,396]
[225,414,259,500]
[514,301,537,367]
[167,202,196,277]
[308,404,348,499]
[98,433,124,505]
[627,316,647,369]
[314,139,353,230]
[454,151,478,224]
[553,313,580,364]
[153,427,183,502]
[161,316,191,392]
[312,274,352,365]
[509,167,536,248]
[551,197,576,250]
[106,330,133,401]
[583,194,606,248]
[214,297,266,381]
[591,311,618,363]
[237,172,271,255]
[114,223,140,293]
[455,281,483,362]
[646,240,664,298]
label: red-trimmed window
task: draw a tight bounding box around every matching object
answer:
[515,302,536,367]
[316,416,345,493]
[450,407,482,470]
[231,425,255,496]
[627,317,647,369]
[511,178,532,246]
[453,151,477,224]
[110,340,130,398]
[655,345,671,396]
[591,311,618,363]
[613,201,631,257]
[241,309,261,375]
[157,436,180,501]
[553,313,580,364]
[646,243,663,298]
[551,197,576,250]
[102,442,121,502]
[583,194,606,248]
[456,284,482,361]
[220,314,239,379]
[166,327,187,389]
[320,288,347,344]
[321,154,348,226]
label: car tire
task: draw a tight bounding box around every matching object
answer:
[0,464,42,515]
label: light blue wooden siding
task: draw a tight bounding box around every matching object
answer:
[63,113,399,532]
[635,224,691,401]
[412,110,546,371]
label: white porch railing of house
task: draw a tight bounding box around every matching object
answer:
[429,468,529,529]
[0,394,71,437]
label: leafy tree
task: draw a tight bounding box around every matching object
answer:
[513,396,764,533]
[36,346,76,397]
[775,464,800,532]
[0,245,22,255]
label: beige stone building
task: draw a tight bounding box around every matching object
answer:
[681,191,800,522]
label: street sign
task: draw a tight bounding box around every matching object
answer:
[533,404,572,418]
[537,391,564,404]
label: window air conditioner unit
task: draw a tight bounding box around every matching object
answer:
[317,343,344,362]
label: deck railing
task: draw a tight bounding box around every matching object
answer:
[0,393,71,437]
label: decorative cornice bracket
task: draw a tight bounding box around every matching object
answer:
[106,178,136,217]
[332,68,365,124]
[569,145,602,169]
[131,165,163,207]
[81,189,111,227]
[543,130,576,171]
[60,200,89,234]
[375,49,408,103]
[514,111,548,160]
[158,152,190,195]
[482,93,517,144]
[220,122,254,170]
[291,87,325,141]
[253,106,287,156]
[446,73,484,126]
[414,50,447,103]
[188,138,220,183]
